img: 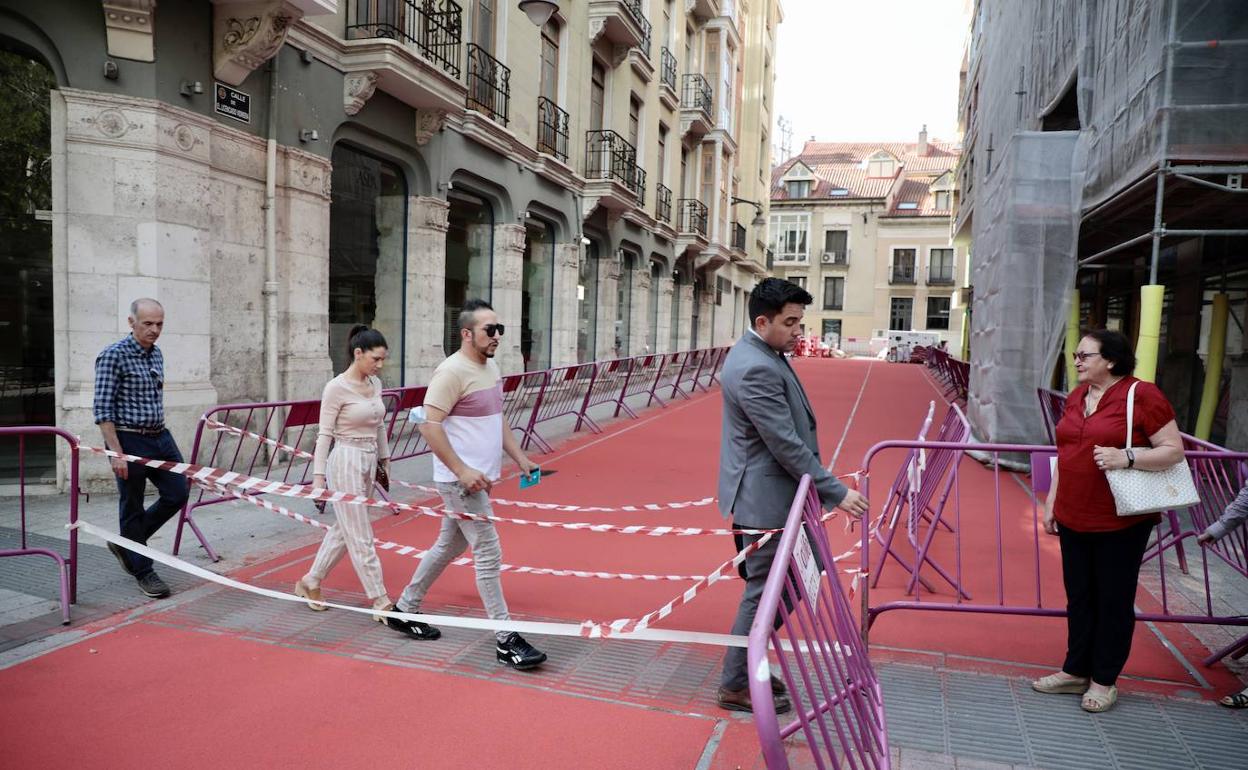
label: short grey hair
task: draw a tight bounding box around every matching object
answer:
[129,298,163,317]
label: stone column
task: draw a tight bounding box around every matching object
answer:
[597,257,622,359]
[697,283,715,348]
[656,273,674,352]
[493,223,526,373]
[674,282,694,351]
[630,267,652,356]
[56,90,219,486]
[407,196,449,383]
[552,242,582,367]
[277,147,334,399]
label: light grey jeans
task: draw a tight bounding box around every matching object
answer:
[397,481,511,641]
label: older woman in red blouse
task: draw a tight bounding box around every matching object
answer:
[1034,329,1185,713]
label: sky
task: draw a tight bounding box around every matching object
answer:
[771,0,970,155]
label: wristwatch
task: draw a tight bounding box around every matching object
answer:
[1125,448,1136,469]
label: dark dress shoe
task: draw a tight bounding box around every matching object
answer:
[771,674,787,695]
[717,686,792,714]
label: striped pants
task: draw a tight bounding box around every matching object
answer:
[307,442,388,601]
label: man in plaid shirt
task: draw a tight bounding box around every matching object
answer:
[93,298,188,598]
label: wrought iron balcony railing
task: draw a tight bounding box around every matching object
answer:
[466,43,510,125]
[656,183,673,224]
[536,97,569,162]
[660,47,677,92]
[732,222,746,250]
[678,198,708,236]
[346,0,463,78]
[682,74,712,118]
[928,266,955,285]
[585,130,641,198]
[889,267,917,285]
[623,0,652,57]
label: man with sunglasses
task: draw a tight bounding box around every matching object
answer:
[92,298,189,598]
[388,299,548,670]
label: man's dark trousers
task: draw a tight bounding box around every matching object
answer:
[114,430,189,577]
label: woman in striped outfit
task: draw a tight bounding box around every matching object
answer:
[293,325,438,639]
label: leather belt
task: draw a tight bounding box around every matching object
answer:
[116,425,166,436]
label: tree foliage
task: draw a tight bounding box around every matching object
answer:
[0,50,56,228]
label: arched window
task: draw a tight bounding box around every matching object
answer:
[521,218,555,371]
[444,190,494,355]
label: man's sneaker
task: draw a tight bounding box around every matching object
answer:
[107,542,136,576]
[496,632,547,670]
[383,612,442,640]
[136,572,172,599]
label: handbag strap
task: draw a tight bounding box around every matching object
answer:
[1123,380,1138,450]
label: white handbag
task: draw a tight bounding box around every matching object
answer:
[1104,381,1199,516]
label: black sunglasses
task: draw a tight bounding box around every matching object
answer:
[150,367,163,390]
[482,323,505,338]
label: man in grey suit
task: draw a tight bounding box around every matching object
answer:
[717,278,870,713]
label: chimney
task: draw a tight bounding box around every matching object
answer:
[918,124,929,155]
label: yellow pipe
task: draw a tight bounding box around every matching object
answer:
[1135,284,1165,383]
[1195,293,1229,439]
[1065,288,1080,389]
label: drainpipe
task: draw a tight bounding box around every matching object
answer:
[1194,293,1229,440]
[263,56,280,404]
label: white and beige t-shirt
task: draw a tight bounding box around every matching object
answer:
[425,351,504,483]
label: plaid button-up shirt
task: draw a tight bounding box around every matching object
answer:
[93,335,166,428]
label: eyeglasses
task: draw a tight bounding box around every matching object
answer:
[482,323,506,338]
[1071,352,1101,363]
[149,367,164,390]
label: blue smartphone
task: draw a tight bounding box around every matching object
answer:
[519,468,542,489]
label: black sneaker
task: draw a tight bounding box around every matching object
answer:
[496,632,547,670]
[136,572,172,598]
[384,611,442,640]
[107,542,136,577]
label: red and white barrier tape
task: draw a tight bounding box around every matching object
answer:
[86,442,779,537]
[205,482,735,582]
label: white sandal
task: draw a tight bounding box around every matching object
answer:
[1031,672,1090,694]
[1081,686,1118,713]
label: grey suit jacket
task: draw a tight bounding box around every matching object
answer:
[717,333,848,528]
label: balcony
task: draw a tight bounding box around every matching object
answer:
[731,222,746,251]
[656,183,673,224]
[928,267,956,285]
[678,199,708,236]
[688,0,721,21]
[345,0,463,78]
[681,74,713,140]
[536,97,569,163]
[466,43,510,125]
[889,267,917,285]
[659,48,679,110]
[588,0,650,51]
[584,130,643,215]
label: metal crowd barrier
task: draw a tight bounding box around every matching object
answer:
[749,475,890,770]
[858,438,1248,661]
[0,426,79,624]
[926,349,969,403]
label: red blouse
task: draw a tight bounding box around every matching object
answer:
[1053,376,1177,532]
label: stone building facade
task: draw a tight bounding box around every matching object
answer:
[0,0,780,483]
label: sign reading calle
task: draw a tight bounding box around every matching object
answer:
[214,83,251,124]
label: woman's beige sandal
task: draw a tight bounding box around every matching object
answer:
[1031,672,1090,694]
[294,579,327,611]
[1081,686,1118,713]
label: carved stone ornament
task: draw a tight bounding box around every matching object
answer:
[611,44,630,68]
[213,1,299,86]
[414,109,447,146]
[102,1,157,62]
[498,224,527,253]
[343,71,378,116]
[86,108,140,139]
[416,197,450,231]
[164,123,202,152]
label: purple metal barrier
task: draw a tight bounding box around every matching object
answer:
[749,475,890,770]
[524,363,598,453]
[871,405,972,597]
[703,346,729,387]
[858,439,1248,657]
[1036,388,1066,444]
[618,353,667,414]
[383,386,431,462]
[670,349,707,400]
[577,357,633,430]
[0,426,79,625]
[174,392,400,561]
[501,371,549,451]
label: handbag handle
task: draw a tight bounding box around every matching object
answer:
[1123,380,1138,450]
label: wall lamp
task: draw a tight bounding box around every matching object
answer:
[730,196,768,228]
[518,1,559,27]
[180,80,204,97]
